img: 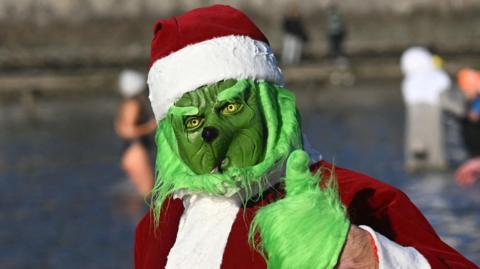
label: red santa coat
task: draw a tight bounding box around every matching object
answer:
[134,161,477,268]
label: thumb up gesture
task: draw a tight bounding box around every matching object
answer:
[250,150,350,269]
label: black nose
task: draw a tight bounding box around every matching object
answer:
[201,126,219,143]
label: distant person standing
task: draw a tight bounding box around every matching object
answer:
[435,51,468,165]
[326,4,346,58]
[457,68,480,157]
[281,4,308,65]
[401,47,451,172]
[454,69,480,187]
[115,70,156,196]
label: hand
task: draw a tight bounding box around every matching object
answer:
[455,158,480,187]
[284,151,378,268]
[250,150,350,268]
[336,225,378,269]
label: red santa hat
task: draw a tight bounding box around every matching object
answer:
[147,5,283,120]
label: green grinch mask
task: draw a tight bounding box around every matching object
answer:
[171,79,266,175]
[150,79,303,222]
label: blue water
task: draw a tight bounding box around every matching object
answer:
[0,95,141,269]
[0,81,478,268]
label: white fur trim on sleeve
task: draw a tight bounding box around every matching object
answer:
[147,35,283,120]
[359,225,431,269]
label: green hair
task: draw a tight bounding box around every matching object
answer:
[150,80,303,224]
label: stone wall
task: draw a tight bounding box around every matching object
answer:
[1,0,479,69]
[1,0,478,22]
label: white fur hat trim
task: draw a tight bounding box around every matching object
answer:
[147,35,283,120]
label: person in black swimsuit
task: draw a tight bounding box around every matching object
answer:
[115,70,157,196]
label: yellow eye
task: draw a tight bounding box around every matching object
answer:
[221,103,242,114]
[185,117,203,130]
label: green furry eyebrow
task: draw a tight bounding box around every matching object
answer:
[168,80,248,116]
[217,80,249,102]
[168,105,199,116]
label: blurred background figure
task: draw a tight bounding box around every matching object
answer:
[436,51,469,166]
[326,3,346,59]
[457,68,480,158]
[325,3,353,87]
[115,70,156,196]
[454,68,480,187]
[281,3,309,66]
[401,47,451,172]
[471,94,480,121]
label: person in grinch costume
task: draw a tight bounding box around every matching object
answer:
[134,5,476,269]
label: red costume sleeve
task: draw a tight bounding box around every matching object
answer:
[315,161,478,268]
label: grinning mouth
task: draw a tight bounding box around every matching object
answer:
[210,157,229,174]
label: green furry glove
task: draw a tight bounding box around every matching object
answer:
[250,150,350,269]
